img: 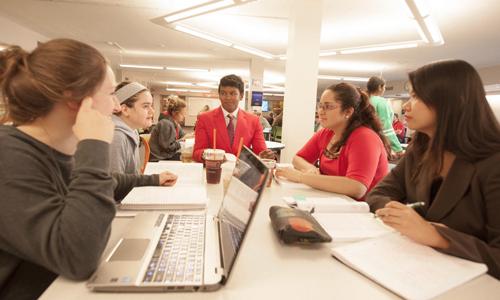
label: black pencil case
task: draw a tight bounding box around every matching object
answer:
[269,205,332,244]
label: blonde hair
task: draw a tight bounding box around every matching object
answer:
[166,95,186,114]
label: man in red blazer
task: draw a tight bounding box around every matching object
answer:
[193,74,275,162]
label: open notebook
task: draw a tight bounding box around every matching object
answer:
[119,162,207,210]
[283,195,393,242]
[331,232,488,300]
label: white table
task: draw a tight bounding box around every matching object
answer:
[41,163,500,300]
[265,140,285,150]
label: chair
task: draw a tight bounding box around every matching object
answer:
[139,135,151,174]
[271,126,282,142]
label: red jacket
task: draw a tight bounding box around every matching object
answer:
[193,107,267,162]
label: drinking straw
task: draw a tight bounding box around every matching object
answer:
[213,128,216,150]
[236,137,244,158]
[212,128,216,160]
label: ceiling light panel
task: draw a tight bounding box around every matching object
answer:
[164,0,235,23]
[181,10,288,54]
[119,64,163,70]
[318,60,389,72]
[166,66,209,72]
[174,25,232,47]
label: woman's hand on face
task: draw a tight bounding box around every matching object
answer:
[275,167,303,183]
[375,201,449,249]
[73,97,115,143]
[159,171,178,186]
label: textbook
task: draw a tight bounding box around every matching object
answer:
[119,186,208,210]
[120,162,208,210]
[331,232,488,300]
[283,195,393,242]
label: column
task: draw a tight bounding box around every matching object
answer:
[281,0,323,162]
[246,58,265,111]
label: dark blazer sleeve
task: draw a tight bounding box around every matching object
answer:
[150,119,180,159]
[366,153,409,211]
[433,157,500,279]
[112,173,159,201]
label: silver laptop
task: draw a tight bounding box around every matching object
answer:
[87,146,269,292]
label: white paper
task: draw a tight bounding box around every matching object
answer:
[120,186,207,210]
[144,162,203,186]
[314,213,393,242]
[123,162,207,210]
[331,233,488,300]
[282,196,369,213]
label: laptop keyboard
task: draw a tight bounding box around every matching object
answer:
[229,224,243,252]
[143,214,206,284]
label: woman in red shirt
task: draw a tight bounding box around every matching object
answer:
[276,82,390,199]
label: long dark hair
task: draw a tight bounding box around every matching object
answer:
[367,76,386,95]
[408,59,500,181]
[326,82,390,156]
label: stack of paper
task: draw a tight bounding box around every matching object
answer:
[331,232,488,299]
[120,162,207,210]
[283,195,393,242]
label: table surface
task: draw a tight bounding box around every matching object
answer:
[41,162,500,300]
[265,140,285,150]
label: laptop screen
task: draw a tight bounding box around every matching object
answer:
[217,146,269,280]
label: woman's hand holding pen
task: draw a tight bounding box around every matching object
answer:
[159,171,178,186]
[376,201,449,249]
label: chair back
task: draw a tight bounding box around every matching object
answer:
[271,126,282,142]
[139,135,151,174]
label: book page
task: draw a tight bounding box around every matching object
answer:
[120,186,207,209]
[314,213,393,242]
[144,162,203,185]
[305,197,369,213]
[331,233,488,300]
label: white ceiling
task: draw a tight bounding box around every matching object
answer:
[1,0,500,96]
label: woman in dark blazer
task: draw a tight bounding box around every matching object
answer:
[367,59,500,279]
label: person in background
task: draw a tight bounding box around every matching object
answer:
[314,111,321,132]
[158,95,177,121]
[193,74,275,161]
[254,110,271,129]
[0,39,178,300]
[199,104,210,115]
[272,108,283,127]
[367,60,500,279]
[265,111,274,125]
[367,76,404,158]
[276,83,389,200]
[392,113,405,143]
[110,81,154,174]
[149,96,192,161]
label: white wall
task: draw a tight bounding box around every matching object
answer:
[486,95,500,122]
[0,15,47,49]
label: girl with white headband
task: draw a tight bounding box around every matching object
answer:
[111,81,177,183]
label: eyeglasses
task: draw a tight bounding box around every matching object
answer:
[317,102,339,111]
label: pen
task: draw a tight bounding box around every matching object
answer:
[406,201,425,209]
[374,201,426,218]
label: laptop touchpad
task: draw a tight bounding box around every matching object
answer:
[109,238,150,261]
